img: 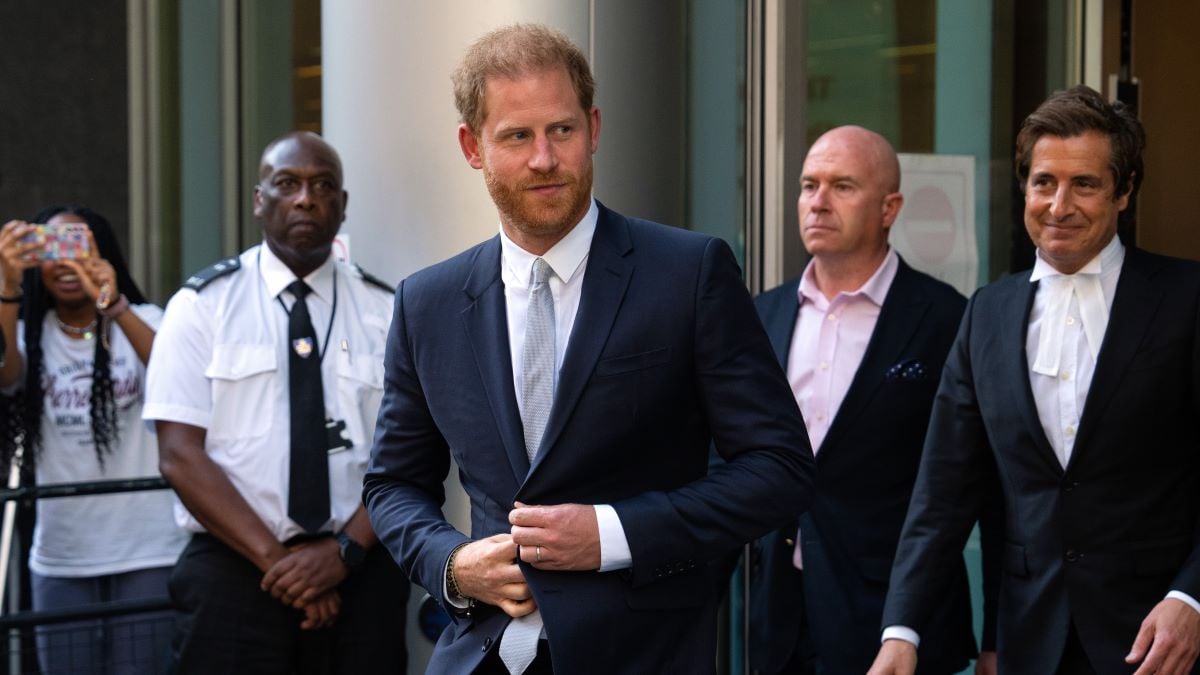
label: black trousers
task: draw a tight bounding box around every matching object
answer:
[1056,623,1096,675]
[774,572,816,675]
[168,533,409,674]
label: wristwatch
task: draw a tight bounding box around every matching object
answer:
[336,532,367,571]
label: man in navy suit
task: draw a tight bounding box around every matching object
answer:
[871,86,1200,675]
[747,126,982,675]
[363,24,814,674]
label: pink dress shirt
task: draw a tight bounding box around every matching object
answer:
[787,248,899,567]
[788,249,899,453]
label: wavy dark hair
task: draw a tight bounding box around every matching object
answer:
[1015,84,1146,227]
[1,205,147,472]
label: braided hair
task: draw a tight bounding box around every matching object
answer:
[0,206,148,472]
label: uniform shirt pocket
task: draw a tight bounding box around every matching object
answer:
[334,351,385,450]
[204,344,277,440]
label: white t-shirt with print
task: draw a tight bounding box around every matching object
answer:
[15,304,187,577]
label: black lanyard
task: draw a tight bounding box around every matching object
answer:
[276,269,338,363]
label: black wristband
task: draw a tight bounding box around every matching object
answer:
[336,532,367,572]
[0,293,21,304]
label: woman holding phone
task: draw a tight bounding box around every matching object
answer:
[0,205,184,674]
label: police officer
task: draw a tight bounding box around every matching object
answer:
[144,131,408,673]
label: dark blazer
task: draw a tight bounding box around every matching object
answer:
[748,257,976,675]
[883,246,1200,675]
[364,203,814,675]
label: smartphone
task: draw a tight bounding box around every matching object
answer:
[20,223,91,261]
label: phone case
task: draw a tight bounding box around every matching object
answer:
[21,223,91,261]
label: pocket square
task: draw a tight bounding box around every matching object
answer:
[885,358,927,381]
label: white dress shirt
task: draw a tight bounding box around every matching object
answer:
[497,199,632,572]
[1027,235,1123,468]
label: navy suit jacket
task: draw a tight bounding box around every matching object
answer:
[748,258,977,674]
[364,203,814,674]
[884,247,1200,674]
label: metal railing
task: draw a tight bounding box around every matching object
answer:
[0,449,174,674]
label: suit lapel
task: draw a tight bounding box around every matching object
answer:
[821,260,927,454]
[461,236,530,483]
[1007,275,1064,475]
[1072,248,1162,464]
[528,205,634,477]
[763,284,799,369]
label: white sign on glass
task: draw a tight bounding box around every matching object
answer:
[892,154,978,296]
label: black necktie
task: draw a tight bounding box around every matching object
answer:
[286,280,330,532]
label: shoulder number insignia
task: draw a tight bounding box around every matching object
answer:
[182,256,241,292]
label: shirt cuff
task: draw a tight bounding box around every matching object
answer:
[594,504,632,571]
[1167,590,1200,616]
[881,625,920,648]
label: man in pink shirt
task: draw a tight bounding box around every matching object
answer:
[747,126,985,674]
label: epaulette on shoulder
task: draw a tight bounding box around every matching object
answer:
[182,256,241,292]
[354,264,395,294]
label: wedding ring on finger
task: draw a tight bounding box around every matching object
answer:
[536,546,542,563]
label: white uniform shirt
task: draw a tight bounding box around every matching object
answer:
[142,243,394,542]
[13,304,187,577]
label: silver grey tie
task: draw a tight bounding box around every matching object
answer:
[500,257,554,674]
[520,257,555,462]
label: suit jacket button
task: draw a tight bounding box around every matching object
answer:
[1065,549,1080,563]
[785,538,795,547]
[483,637,493,651]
